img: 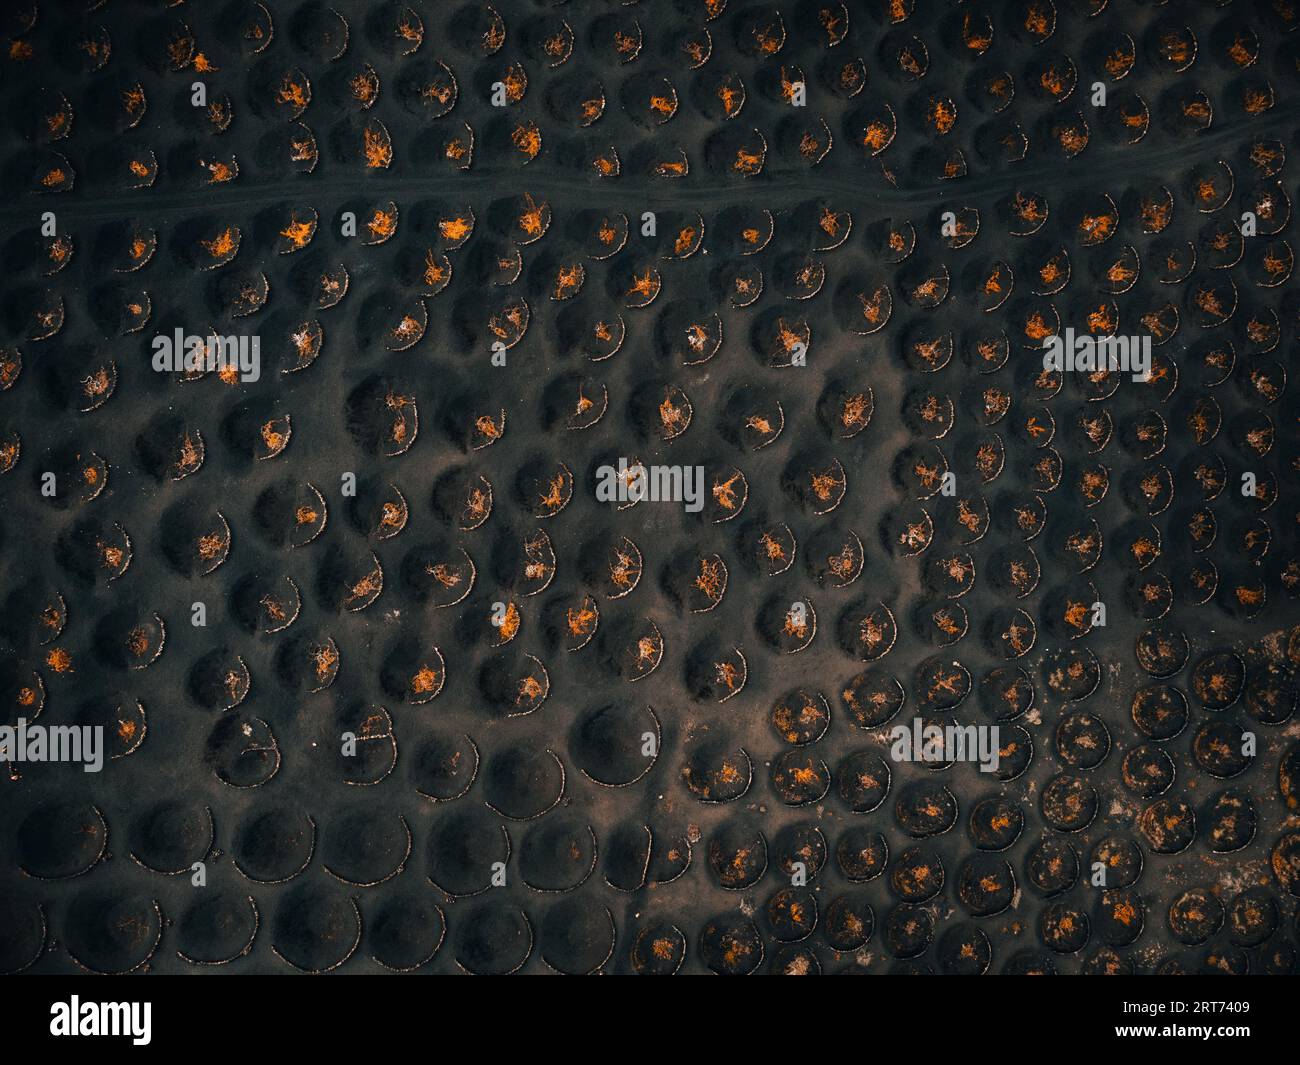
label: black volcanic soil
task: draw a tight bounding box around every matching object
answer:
[0,0,1298,975]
